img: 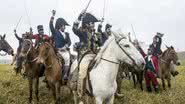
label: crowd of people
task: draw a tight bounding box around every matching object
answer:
[13,9,178,96]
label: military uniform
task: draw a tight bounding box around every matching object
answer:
[150,32,164,57]
[50,15,71,81]
[72,12,100,97]
[97,23,112,46]
[139,47,159,93]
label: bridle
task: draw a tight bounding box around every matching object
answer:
[42,42,51,60]
[23,39,33,57]
[0,40,12,56]
[22,39,37,63]
[0,50,7,56]
[101,36,141,69]
[160,49,177,65]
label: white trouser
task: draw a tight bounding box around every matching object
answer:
[58,49,70,66]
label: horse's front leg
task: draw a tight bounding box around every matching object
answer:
[132,73,136,88]
[73,90,78,104]
[138,71,144,91]
[55,82,61,104]
[167,76,171,88]
[162,77,166,90]
[105,94,115,104]
[34,77,39,102]
[28,78,33,103]
[95,96,103,104]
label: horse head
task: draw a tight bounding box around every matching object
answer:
[36,42,53,65]
[164,46,180,66]
[112,31,145,71]
[19,39,33,62]
[0,34,14,56]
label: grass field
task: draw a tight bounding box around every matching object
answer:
[0,64,185,104]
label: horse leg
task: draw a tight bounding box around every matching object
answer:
[55,82,61,104]
[138,71,143,90]
[132,73,136,88]
[73,90,78,104]
[95,96,103,104]
[162,78,166,90]
[28,78,33,103]
[49,82,56,100]
[34,77,39,102]
[167,76,171,88]
[105,94,115,104]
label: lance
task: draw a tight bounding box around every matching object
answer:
[131,24,137,40]
[15,16,23,30]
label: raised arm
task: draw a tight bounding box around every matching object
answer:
[72,20,81,36]
[49,10,56,36]
[138,46,147,58]
[14,29,21,41]
[72,10,86,36]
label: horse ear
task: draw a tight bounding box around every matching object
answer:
[171,46,174,50]
[165,45,170,49]
[0,35,2,40]
[3,34,6,39]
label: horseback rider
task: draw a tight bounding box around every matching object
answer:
[49,10,71,81]
[97,23,112,46]
[150,32,164,57]
[72,11,100,97]
[30,25,49,50]
[73,11,100,57]
[13,29,28,72]
[138,46,159,93]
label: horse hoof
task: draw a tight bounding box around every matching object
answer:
[79,101,84,104]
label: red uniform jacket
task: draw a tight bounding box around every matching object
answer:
[32,34,49,47]
[139,47,159,73]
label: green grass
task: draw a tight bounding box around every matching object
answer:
[0,64,185,104]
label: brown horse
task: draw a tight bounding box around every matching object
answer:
[37,42,62,104]
[19,38,41,103]
[159,46,180,90]
[0,34,14,56]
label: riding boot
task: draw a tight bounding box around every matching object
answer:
[146,86,152,92]
[62,66,70,81]
[154,86,159,94]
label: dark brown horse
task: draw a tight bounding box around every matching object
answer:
[0,34,14,56]
[37,42,62,104]
[19,38,41,103]
[159,46,180,90]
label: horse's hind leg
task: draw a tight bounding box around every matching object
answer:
[28,78,33,103]
[34,78,39,102]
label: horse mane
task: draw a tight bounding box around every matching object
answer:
[94,36,114,64]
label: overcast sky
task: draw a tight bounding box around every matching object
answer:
[0,0,185,59]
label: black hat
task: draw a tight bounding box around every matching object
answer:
[105,24,112,30]
[37,25,43,31]
[82,13,100,25]
[55,18,70,29]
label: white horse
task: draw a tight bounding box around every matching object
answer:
[70,31,145,104]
